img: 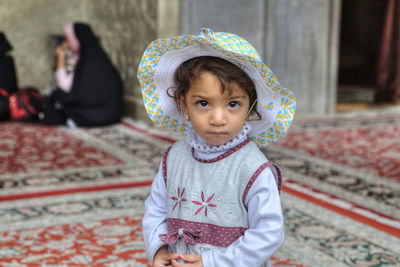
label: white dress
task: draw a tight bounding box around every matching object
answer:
[142,130,284,267]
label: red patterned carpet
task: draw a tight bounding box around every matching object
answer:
[0,123,123,175]
[278,115,400,180]
[0,114,399,266]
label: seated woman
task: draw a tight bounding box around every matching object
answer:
[43,22,123,127]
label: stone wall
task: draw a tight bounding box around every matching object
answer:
[1,0,343,117]
[181,0,342,114]
[0,0,157,119]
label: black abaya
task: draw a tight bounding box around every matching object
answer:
[0,32,18,93]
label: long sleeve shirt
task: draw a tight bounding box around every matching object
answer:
[55,68,74,93]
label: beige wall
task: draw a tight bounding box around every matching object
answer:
[0,0,157,120]
[157,0,180,38]
[1,0,344,120]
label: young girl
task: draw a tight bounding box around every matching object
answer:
[138,29,296,267]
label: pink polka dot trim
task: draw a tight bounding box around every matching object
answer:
[159,218,247,247]
[162,146,172,185]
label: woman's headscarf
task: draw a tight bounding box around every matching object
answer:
[63,23,80,53]
[0,32,12,55]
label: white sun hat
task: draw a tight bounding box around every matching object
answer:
[137,28,296,148]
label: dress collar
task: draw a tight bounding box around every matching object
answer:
[185,123,251,160]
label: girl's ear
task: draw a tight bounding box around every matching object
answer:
[246,99,258,121]
[179,96,190,121]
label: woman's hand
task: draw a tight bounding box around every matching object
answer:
[56,41,69,69]
[56,41,68,57]
[171,254,203,267]
[153,246,180,267]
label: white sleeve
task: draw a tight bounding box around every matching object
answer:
[142,161,168,264]
[201,167,284,267]
[54,68,74,93]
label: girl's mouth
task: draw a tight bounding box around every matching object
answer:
[208,132,227,135]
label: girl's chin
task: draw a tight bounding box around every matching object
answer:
[203,136,231,146]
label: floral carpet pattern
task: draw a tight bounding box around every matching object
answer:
[0,123,123,175]
[0,115,399,266]
[277,115,400,181]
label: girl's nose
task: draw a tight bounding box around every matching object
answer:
[210,108,227,125]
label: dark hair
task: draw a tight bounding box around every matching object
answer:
[170,56,261,120]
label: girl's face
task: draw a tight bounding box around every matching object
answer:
[181,71,250,146]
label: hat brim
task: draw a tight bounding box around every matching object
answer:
[138,33,296,148]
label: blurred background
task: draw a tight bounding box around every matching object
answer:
[1,0,399,122]
[1,2,399,266]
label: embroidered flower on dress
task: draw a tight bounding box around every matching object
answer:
[192,191,217,217]
[171,187,187,211]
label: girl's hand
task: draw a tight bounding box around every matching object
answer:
[153,246,179,267]
[171,254,203,267]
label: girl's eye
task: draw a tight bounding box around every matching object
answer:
[228,101,240,108]
[196,100,209,107]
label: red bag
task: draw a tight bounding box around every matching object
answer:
[0,87,42,121]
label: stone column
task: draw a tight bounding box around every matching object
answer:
[180,0,342,114]
[181,0,266,57]
[264,0,341,114]
[158,0,181,38]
